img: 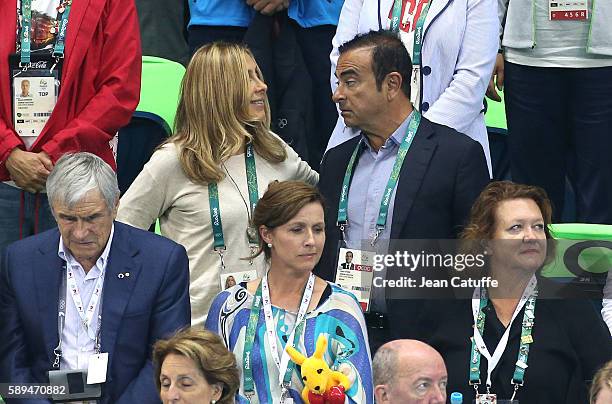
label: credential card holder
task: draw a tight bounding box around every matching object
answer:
[48,369,102,402]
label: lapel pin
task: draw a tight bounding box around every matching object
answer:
[118,272,131,279]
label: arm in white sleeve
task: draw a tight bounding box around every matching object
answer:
[330,0,366,94]
[424,0,499,136]
[602,269,612,336]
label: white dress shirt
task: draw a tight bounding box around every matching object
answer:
[57,224,114,371]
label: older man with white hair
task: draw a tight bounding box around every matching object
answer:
[373,339,448,404]
[0,152,190,403]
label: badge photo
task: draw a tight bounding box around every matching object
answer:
[475,393,497,404]
[220,270,258,290]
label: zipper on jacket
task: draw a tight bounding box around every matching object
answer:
[586,0,595,52]
[531,0,537,48]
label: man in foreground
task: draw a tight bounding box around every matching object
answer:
[373,339,447,403]
[0,152,190,403]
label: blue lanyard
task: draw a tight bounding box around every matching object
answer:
[208,143,259,251]
[19,0,73,65]
[337,111,421,245]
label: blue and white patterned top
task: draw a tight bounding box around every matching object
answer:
[205,281,373,403]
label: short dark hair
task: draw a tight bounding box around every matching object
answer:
[338,30,412,98]
[252,180,325,260]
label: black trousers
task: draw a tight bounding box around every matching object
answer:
[367,326,391,356]
[187,25,248,56]
[291,22,338,170]
[504,62,612,223]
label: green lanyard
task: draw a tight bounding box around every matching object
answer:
[337,111,421,245]
[19,0,73,65]
[242,280,309,398]
[208,143,259,252]
[389,0,431,66]
[245,143,259,219]
[469,288,537,400]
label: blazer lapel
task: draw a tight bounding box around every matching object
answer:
[100,224,141,378]
[379,0,394,28]
[33,230,64,364]
[423,0,452,32]
[390,119,436,239]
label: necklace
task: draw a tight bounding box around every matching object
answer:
[222,162,259,244]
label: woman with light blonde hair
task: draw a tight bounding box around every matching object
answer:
[591,361,612,404]
[117,42,318,325]
[153,327,240,404]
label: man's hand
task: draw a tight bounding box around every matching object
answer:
[246,0,289,15]
[5,148,54,193]
[485,53,505,102]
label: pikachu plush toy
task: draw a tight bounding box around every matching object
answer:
[286,335,351,404]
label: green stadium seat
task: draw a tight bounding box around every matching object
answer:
[135,55,186,133]
[542,223,612,282]
[117,56,186,196]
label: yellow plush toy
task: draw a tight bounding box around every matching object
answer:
[286,335,351,404]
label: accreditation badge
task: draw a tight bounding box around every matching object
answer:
[334,247,375,311]
[87,353,109,384]
[475,394,497,404]
[220,270,258,290]
[10,54,61,149]
[549,0,588,21]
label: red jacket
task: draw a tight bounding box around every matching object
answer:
[0,0,142,181]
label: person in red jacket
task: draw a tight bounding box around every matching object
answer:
[0,0,141,250]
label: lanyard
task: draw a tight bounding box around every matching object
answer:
[19,0,73,65]
[242,272,315,400]
[245,143,259,219]
[52,264,103,369]
[66,265,104,339]
[208,143,259,265]
[390,0,431,66]
[469,276,538,399]
[336,111,421,245]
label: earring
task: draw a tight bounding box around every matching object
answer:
[211,400,216,404]
[267,243,272,248]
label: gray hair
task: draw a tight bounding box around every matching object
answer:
[46,152,120,212]
[373,345,398,387]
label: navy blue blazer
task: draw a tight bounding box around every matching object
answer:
[315,117,490,338]
[0,221,191,404]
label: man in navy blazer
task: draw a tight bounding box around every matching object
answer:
[0,153,190,403]
[316,31,489,351]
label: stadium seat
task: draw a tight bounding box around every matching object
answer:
[117,56,186,195]
[542,223,612,287]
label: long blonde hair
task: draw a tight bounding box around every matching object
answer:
[169,42,287,184]
[591,361,612,403]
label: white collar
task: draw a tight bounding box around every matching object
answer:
[57,223,115,276]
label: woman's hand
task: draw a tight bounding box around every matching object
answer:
[486,53,505,102]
